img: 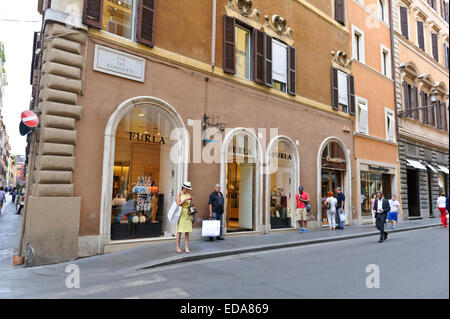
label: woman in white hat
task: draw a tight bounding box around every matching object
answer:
[175,181,193,253]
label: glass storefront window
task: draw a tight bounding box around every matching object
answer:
[269,141,294,229]
[103,0,135,40]
[235,25,251,80]
[111,106,176,240]
[360,171,392,216]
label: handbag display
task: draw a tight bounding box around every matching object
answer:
[202,220,221,237]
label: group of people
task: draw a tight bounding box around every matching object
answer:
[0,186,25,215]
[322,187,346,231]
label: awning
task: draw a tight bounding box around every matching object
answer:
[406,159,427,170]
[425,163,438,173]
[437,165,449,174]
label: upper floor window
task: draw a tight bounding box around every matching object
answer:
[335,0,345,26]
[429,0,438,11]
[352,26,365,63]
[381,46,391,78]
[416,20,425,51]
[399,6,409,39]
[356,97,369,134]
[402,80,419,120]
[441,0,449,23]
[83,0,155,47]
[444,42,449,69]
[223,15,296,95]
[431,33,439,61]
[331,67,355,115]
[378,0,387,23]
[385,108,396,142]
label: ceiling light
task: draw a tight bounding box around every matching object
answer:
[138,113,145,117]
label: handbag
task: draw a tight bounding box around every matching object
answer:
[167,200,181,224]
[202,220,221,237]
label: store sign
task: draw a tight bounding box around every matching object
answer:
[228,145,253,156]
[326,156,346,164]
[272,151,292,161]
[368,165,390,173]
[129,132,166,144]
[93,45,146,82]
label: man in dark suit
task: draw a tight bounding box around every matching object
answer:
[373,191,390,243]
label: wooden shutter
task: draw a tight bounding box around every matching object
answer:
[82,0,103,29]
[331,67,339,110]
[264,34,272,87]
[400,7,409,39]
[348,74,355,115]
[223,15,236,74]
[430,101,436,126]
[417,21,425,50]
[441,0,445,19]
[413,86,419,119]
[436,101,442,129]
[402,81,409,116]
[421,91,428,124]
[442,102,448,131]
[287,46,296,95]
[431,33,439,61]
[137,0,156,47]
[253,29,265,84]
[335,0,345,25]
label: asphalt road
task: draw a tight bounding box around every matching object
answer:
[1,226,447,299]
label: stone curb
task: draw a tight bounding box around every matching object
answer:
[133,223,442,271]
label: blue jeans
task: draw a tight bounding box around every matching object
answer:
[337,208,344,229]
[212,212,223,238]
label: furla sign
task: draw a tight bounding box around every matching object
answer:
[93,45,146,82]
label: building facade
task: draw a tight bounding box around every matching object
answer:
[348,0,401,224]
[21,0,363,266]
[393,0,449,219]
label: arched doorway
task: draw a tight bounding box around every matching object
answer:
[266,136,300,230]
[99,97,188,245]
[317,138,351,227]
[220,128,262,233]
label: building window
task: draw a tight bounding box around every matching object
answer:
[381,46,391,78]
[431,33,439,62]
[417,20,425,51]
[429,0,437,11]
[338,70,349,112]
[331,68,355,114]
[421,91,429,124]
[444,42,449,69]
[385,108,396,142]
[102,0,136,40]
[235,25,251,80]
[399,6,409,39]
[352,26,365,63]
[442,0,450,23]
[272,39,287,93]
[356,97,369,134]
[335,0,345,25]
[378,0,387,23]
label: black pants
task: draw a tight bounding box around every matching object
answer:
[17,205,24,215]
[376,213,387,240]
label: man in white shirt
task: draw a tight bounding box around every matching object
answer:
[437,193,447,228]
[388,195,403,229]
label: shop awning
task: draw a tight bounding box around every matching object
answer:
[437,165,449,174]
[425,163,438,173]
[406,159,426,170]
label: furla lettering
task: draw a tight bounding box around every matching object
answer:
[180,303,214,317]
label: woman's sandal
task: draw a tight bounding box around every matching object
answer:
[176,249,182,254]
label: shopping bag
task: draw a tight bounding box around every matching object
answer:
[339,212,346,222]
[167,200,181,224]
[202,220,221,237]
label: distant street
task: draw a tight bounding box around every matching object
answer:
[1,226,447,299]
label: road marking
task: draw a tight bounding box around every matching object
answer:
[123,274,167,287]
[123,288,189,299]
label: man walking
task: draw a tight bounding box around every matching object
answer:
[336,187,345,229]
[373,191,390,243]
[387,195,403,229]
[209,184,225,240]
[295,186,310,233]
[437,193,447,228]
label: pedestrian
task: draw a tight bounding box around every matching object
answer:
[295,186,310,233]
[371,193,377,227]
[325,191,337,230]
[175,181,193,253]
[16,195,25,215]
[335,187,346,229]
[387,195,402,229]
[373,191,390,243]
[0,187,5,214]
[11,187,17,204]
[208,184,225,241]
[437,193,447,228]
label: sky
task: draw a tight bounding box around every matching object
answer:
[0,0,42,155]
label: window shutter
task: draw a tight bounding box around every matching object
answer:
[417,21,424,50]
[444,43,449,69]
[253,29,265,84]
[430,102,436,126]
[421,91,428,124]
[82,0,103,29]
[431,33,439,61]
[223,15,236,74]
[137,0,156,47]
[387,113,396,142]
[287,46,296,95]
[413,86,419,120]
[442,102,448,131]
[331,67,339,110]
[357,101,369,134]
[335,0,345,25]
[264,34,272,87]
[348,75,355,115]
[441,0,445,18]
[400,7,409,39]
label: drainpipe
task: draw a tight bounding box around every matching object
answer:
[211,0,216,73]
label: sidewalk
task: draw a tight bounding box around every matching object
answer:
[0,194,22,271]
[1,212,443,274]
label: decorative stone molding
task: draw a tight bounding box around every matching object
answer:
[263,15,294,45]
[225,0,261,29]
[331,51,352,73]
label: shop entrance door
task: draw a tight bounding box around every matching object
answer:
[427,170,433,217]
[406,169,420,217]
